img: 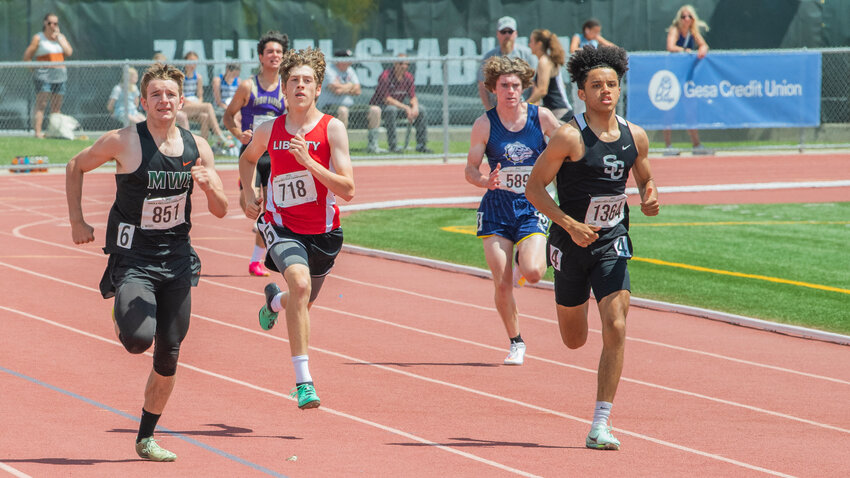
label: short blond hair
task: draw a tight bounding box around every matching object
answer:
[140,63,185,99]
[482,56,534,92]
[279,47,326,86]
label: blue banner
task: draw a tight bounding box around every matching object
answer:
[625,51,822,129]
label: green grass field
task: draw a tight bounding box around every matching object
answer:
[0,134,816,167]
[342,203,850,335]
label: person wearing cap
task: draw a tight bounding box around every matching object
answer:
[477,16,536,110]
[317,49,361,129]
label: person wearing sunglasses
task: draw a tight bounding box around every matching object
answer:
[664,4,712,155]
[22,13,73,138]
[477,16,536,111]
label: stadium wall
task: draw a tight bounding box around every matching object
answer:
[2,0,849,62]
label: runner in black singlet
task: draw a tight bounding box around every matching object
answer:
[526,45,660,451]
[66,63,227,462]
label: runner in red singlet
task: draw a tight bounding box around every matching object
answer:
[238,47,354,410]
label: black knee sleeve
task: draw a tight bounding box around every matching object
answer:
[152,343,179,377]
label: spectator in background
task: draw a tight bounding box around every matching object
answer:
[212,62,242,151]
[22,12,73,138]
[107,67,145,125]
[152,53,189,129]
[478,16,536,110]
[664,4,712,155]
[317,49,361,129]
[569,18,617,54]
[569,19,617,116]
[181,51,233,152]
[368,55,430,153]
[528,29,573,122]
[212,62,242,113]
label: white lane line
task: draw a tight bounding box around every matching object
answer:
[0,462,32,478]
[0,303,796,477]
[0,305,539,478]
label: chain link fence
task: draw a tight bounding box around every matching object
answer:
[1,49,848,164]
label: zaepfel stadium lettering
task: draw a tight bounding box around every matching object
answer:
[683,79,803,98]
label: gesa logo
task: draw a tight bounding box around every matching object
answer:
[648,70,680,111]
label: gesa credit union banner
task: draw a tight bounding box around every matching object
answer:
[625,51,821,129]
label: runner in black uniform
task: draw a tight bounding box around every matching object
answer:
[66,63,228,462]
[526,45,660,451]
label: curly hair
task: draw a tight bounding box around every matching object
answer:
[140,63,185,99]
[482,56,535,92]
[279,47,326,86]
[257,30,289,56]
[567,45,629,89]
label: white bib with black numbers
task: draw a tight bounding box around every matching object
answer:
[498,165,533,194]
[272,170,317,208]
[140,192,187,230]
[584,194,627,228]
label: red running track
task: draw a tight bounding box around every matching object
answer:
[0,152,848,477]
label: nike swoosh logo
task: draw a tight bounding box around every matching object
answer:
[183,160,194,166]
[622,144,631,150]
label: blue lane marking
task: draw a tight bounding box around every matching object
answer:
[1,365,289,477]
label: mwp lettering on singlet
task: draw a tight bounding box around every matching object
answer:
[147,171,193,189]
[271,140,322,151]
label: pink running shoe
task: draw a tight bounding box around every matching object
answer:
[249,261,270,277]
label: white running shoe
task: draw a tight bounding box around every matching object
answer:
[503,342,526,365]
[586,423,621,450]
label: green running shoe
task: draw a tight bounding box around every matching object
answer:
[586,423,621,450]
[259,283,281,330]
[290,383,321,409]
[135,437,177,461]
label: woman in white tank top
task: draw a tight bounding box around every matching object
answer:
[22,12,73,138]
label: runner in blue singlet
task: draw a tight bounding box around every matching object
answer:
[465,56,561,366]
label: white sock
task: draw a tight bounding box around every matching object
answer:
[592,401,613,427]
[250,245,266,263]
[270,292,284,313]
[292,355,312,384]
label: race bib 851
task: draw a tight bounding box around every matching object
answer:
[140,192,187,230]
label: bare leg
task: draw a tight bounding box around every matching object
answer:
[142,369,176,415]
[663,129,673,147]
[515,234,547,284]
[283,264,312,357]
[176,111,189,129]
[33,92,50,138]
[687,129,701,147]
[202,103,224,138]
[594,290,629,402]
[337,105,350,129]
[556,301,590,349]
[367,105,381,129]
[49,93,64,114]
[482,235,519,338]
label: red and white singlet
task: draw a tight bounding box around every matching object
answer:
[263,114,340,234]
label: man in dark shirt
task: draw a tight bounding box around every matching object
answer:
[367,54,430,153]
[66,63,228,462]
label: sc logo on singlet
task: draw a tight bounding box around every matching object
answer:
[648,70,680,111]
